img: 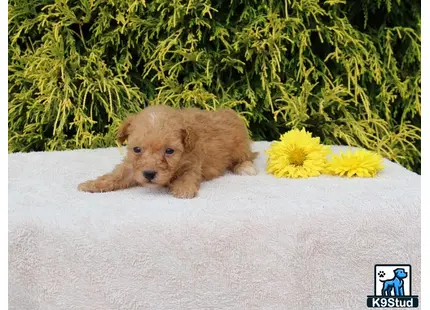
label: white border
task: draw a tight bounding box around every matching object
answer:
[421,0,428,307]
[1,0,9,307]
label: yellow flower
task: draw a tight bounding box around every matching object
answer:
[326,149,384,177]
[266,128,331,178]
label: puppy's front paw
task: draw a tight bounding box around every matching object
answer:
[169,185,198,199]
[78,180,107,193]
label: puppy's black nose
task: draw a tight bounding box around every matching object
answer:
[143,170,157,181]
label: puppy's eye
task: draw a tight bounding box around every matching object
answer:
[165,148,175,155]
[133,147,141,153]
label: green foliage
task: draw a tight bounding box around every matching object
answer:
[8,0,421,172]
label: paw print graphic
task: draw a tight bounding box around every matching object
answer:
[378,271,385,278]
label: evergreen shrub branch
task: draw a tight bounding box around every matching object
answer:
[8,0,421,172]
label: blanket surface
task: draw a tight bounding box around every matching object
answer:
[8,142,421,309]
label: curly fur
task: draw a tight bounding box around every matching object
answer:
[78,105,257,198]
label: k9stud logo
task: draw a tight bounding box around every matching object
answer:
[367,264,419,308]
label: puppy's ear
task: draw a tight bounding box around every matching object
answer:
[117,115,135,144]
[181,127,196,152]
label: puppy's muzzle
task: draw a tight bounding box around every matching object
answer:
[143,170,157,181]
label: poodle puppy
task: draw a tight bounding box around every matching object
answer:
[78,105,258,198]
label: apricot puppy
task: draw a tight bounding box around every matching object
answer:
[78,105,258,198]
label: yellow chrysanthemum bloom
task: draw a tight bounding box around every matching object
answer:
[326,149,384,177]
[266,128,331,178]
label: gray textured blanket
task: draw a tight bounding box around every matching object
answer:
[8,142,421,309]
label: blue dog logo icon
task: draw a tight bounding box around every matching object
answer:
[380,268,407,296]
[367,264,419,308]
